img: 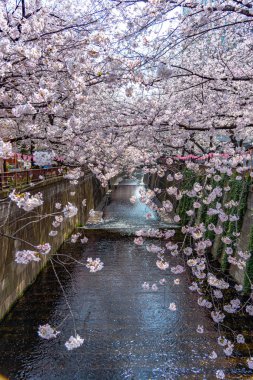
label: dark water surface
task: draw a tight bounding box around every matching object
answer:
[0,178,252,379]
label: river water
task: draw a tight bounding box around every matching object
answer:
[0,177,252,379]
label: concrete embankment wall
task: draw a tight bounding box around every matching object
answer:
[230,186,253,285]
[0,174,106,320]
[145,171,253,289]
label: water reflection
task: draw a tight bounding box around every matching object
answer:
[104,179,157,222]
[0,177,252,379]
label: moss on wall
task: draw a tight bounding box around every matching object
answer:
[177,168,200,225]
[219,175,250,270]
[146,167,252,284]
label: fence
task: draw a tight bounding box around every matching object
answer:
[0,167,64,191]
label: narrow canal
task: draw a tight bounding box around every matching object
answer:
[0,177,250,379]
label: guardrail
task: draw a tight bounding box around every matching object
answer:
[0,167,64,191]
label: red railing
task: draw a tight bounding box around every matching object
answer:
[0,167,64,191]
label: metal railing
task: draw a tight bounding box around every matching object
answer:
[0,167,64,191]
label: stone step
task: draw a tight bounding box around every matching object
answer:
[86,211,103,224]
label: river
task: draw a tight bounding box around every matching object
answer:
[0,177,251,379]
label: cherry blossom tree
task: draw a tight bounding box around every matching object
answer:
[1,1,253,376]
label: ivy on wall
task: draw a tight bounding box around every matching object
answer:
[177,168,200,225]
[151,168,252,289]
[218,175,250,272]
[177,170,251,277]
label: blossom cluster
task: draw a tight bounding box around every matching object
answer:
[86,258,104,273]
[9,190,43,211]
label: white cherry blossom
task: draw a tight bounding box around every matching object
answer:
[65,334,84,351]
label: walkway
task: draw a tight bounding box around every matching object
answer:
[0,176,250,379]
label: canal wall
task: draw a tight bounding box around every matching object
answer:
[0,173,106,320]
[145,171,253,290]
[230,186,253,288]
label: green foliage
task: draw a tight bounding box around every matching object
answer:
[203,176,223,241]
[216,238,224,259]
[178,194,194,225]
[176,169,251,277]
[177,168,201,225]
[237,177,250,231]
[221,251,228,272]
[216,175,250,267]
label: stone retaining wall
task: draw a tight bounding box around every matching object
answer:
[0,174,106,320]
[144,171,253,288]
[230,186,253,285]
